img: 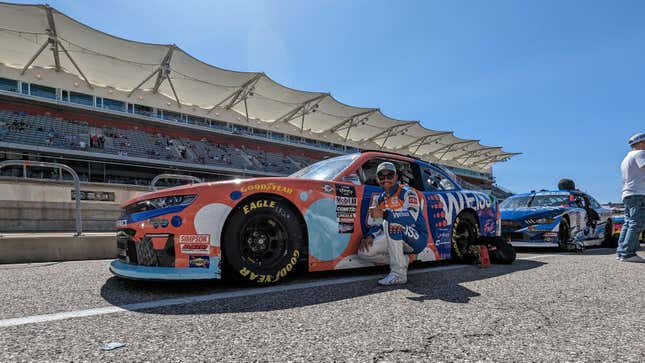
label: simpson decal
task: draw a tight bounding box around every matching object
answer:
[179,234,211,244]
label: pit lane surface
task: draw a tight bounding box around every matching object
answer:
[1,248,644,361]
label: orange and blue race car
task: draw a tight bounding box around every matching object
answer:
[110,151,515,284]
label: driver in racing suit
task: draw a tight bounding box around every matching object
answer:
[358,162,428,285]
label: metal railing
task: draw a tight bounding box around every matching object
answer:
[0,160,82,235]
[149,174,203,192]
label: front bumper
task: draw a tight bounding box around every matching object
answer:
[110,259,221,280]
[112,229,221,281]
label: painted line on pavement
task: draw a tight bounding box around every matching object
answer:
[0,255,560,328]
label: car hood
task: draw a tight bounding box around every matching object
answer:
[122,176,317,208]
[501,207,567,221]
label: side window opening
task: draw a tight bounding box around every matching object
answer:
[358,158,416,187]
[421,166,457,191]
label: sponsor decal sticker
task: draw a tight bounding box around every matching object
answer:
[335,185,357,233]
[116,219,127,227]
[179,234,211,243]
[189,256,210,268]
[180,243,210,255]
[322,184,334,194]
[240,183,293,195]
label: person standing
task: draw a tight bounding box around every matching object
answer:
[358,162,428,285]
[617,133,645,262]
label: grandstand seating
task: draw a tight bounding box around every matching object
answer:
[0,108,319,176]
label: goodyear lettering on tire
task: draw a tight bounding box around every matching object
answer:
[239,249,300,284]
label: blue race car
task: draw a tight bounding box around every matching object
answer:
[500,190,613,250]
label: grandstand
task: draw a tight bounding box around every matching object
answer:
[0,3,518,232]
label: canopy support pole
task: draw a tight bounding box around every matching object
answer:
[361,121,417,144]
[436,140,480,161]
[57,41,93,89]
[325,109,378,133]
[127,67,160,97]
[20,41,49,75]
[166,76,181,108]
[209,73,263,114]
[45,6,61,72]
[275,93,328,124]
[152,45,175,94]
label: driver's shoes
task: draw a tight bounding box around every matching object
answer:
[378,272,407,285]
[619,255,645,263]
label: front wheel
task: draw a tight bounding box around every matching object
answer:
[557,218,571,251]
[222,197,304,285]
[451,212,479,263]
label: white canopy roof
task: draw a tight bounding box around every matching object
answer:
[0,2,519,170]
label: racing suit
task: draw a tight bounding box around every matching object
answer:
[358,182,429,278]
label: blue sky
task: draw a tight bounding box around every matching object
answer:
[16,0,644,202]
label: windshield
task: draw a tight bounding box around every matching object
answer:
[290,154,359,181]
[500,194,570,209]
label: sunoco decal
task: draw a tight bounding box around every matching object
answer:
[189,256,210,268]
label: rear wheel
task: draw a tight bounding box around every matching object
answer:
[451,212,479,263]
[223,197,304,285]
[602,219,615,247]
[557,218,571,251]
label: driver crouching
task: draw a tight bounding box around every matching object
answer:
[358,162,429,285]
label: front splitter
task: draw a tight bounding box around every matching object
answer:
[110,259,221,281]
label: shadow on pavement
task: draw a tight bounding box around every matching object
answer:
[514,246,617,256]
[100,259,545,314]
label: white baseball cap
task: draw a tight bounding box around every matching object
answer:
[628,132,645,146]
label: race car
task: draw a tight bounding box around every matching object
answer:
[110,151,514,284]
[610,212,645,243]
[501,190,613,250]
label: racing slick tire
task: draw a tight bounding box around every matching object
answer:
[223,197,304,285]
[601,219,616,248]
[557,218,572,251]
[451,212,479,263]
[488,237,516,264]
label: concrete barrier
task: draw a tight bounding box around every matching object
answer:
[0,232,116,264]
[0,178,148,233]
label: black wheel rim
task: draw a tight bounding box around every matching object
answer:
[453,218,475,255]
[239,215,289,269]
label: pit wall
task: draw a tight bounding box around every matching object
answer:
[0,178,149,232]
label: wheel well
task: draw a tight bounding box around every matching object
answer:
[220,193,309,259]
[458,208,480,231]
[561,214,570,225]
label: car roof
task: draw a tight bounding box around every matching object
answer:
[511,190,575,198]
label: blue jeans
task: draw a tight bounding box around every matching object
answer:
[617,194,645,258]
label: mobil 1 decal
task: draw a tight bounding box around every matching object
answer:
[335,184,357,233]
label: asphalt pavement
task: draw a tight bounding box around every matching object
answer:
[1,247,644,362]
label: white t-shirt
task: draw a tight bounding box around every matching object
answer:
[621,150,645,199]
